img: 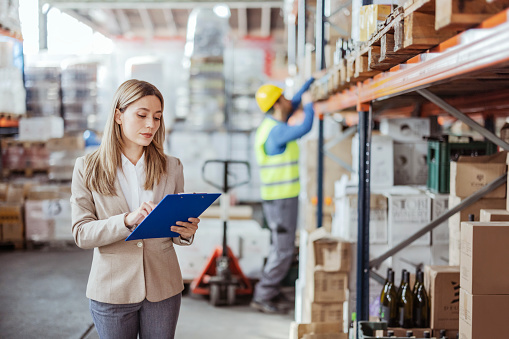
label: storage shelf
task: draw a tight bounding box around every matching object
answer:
[315,9,509,116]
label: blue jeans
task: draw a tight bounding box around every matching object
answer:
[89,294,182,339]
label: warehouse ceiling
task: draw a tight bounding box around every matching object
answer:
[43,0,287,40]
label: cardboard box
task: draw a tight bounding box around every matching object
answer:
[380,117,435,142]
[428,192,449,245]
[308,228,351,273]
[459,288,509,339]
[450,152,507,199]
[19,116,64,141]
[448,196,506,266]
[305,203,333,233]
[387,189,431,246]
[332,190,388,244]
[289,322,345,339]
[424,265,460,330]
[307,268,348,303]
[479,208,509,222]
[303,301,344,323]
[0,202,24,241]
[393,141,428,185]
[352,134,394,188]
[46,135,85,151]
[460,221,509,295]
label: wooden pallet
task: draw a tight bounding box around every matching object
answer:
[2,168,48,178]
[435,0,504,31]
[0,240,24,250]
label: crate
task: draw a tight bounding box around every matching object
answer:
[426,140,497,194]
[358,322,431,339]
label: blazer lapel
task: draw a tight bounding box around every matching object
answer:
[113,177,130,213]
[152,173,168,204]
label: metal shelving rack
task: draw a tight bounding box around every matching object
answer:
[299,3,509,335]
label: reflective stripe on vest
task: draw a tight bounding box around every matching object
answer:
[255,117,300,200]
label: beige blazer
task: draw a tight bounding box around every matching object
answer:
[71,155,192,304]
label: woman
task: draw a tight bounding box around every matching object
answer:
[71,79,199,338]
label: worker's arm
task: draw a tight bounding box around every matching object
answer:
[291,77,315,110]
[265,100,315,156]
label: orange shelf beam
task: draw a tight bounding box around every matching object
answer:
[319,9,509,113]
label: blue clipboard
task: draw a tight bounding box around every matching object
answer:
[125,193,221,241]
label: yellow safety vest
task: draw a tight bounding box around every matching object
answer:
[255,117,300,200]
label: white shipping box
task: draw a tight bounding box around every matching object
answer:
[25,198,72,241]
[428,192,449,245]
[19,116,64,141]
[352,134,394,188]
[387,188,431,246]
[174,218,270,280]
[393,142,428,185]
[332,193,388,244]
[380,117,433,142]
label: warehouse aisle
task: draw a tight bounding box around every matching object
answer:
[0,247,293,339]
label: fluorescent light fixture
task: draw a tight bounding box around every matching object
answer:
[213,4,231,18]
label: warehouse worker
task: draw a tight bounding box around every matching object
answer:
[251,78,316,314]
[71,79,199,338]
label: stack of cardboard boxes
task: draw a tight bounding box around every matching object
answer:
[0,183,26,247]
[0,182,73,246]
[293,228,350,339]
[448,152,507,266]
[425,266,460,338]
[459,221,509,338]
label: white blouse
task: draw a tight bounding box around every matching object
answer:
[117,152,153,212]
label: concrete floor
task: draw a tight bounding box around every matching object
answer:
[0,246,294,339]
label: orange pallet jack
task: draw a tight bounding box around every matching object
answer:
[191,160,253,306]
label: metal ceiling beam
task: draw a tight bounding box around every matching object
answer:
[238,7,248,37]
[103,9,122,35]
[115,9,131,34]
[62,9,112,37]
[138,8,154,38]
[261,7,271,37]
[162,9,178,36]
[44,1,284,9]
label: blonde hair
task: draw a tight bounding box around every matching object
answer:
[84,79,167,195]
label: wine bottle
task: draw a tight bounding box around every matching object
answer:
[397,269,408,297]
[380,270,398,326]
[397,270,413,328]
[412,268,422,298]
[387,330,395,337]
[413,270,430,328]
[440,329,447,338]
[406,330,414,338]
[423,331,431,338]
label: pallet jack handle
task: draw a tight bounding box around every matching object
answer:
[201,160,251,194]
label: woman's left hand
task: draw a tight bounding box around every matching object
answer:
[172,217,200,240]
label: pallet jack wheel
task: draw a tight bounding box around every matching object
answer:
[227,284,236,306]
[210,284,221,306]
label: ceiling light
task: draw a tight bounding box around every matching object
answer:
[213,4,231,18]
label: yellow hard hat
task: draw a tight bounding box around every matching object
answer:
[255,84,284,113]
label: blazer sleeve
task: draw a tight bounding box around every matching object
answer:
[171,157,194,246]
[71,157,131,249]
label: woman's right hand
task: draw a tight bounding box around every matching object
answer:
[124,201,157,227]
